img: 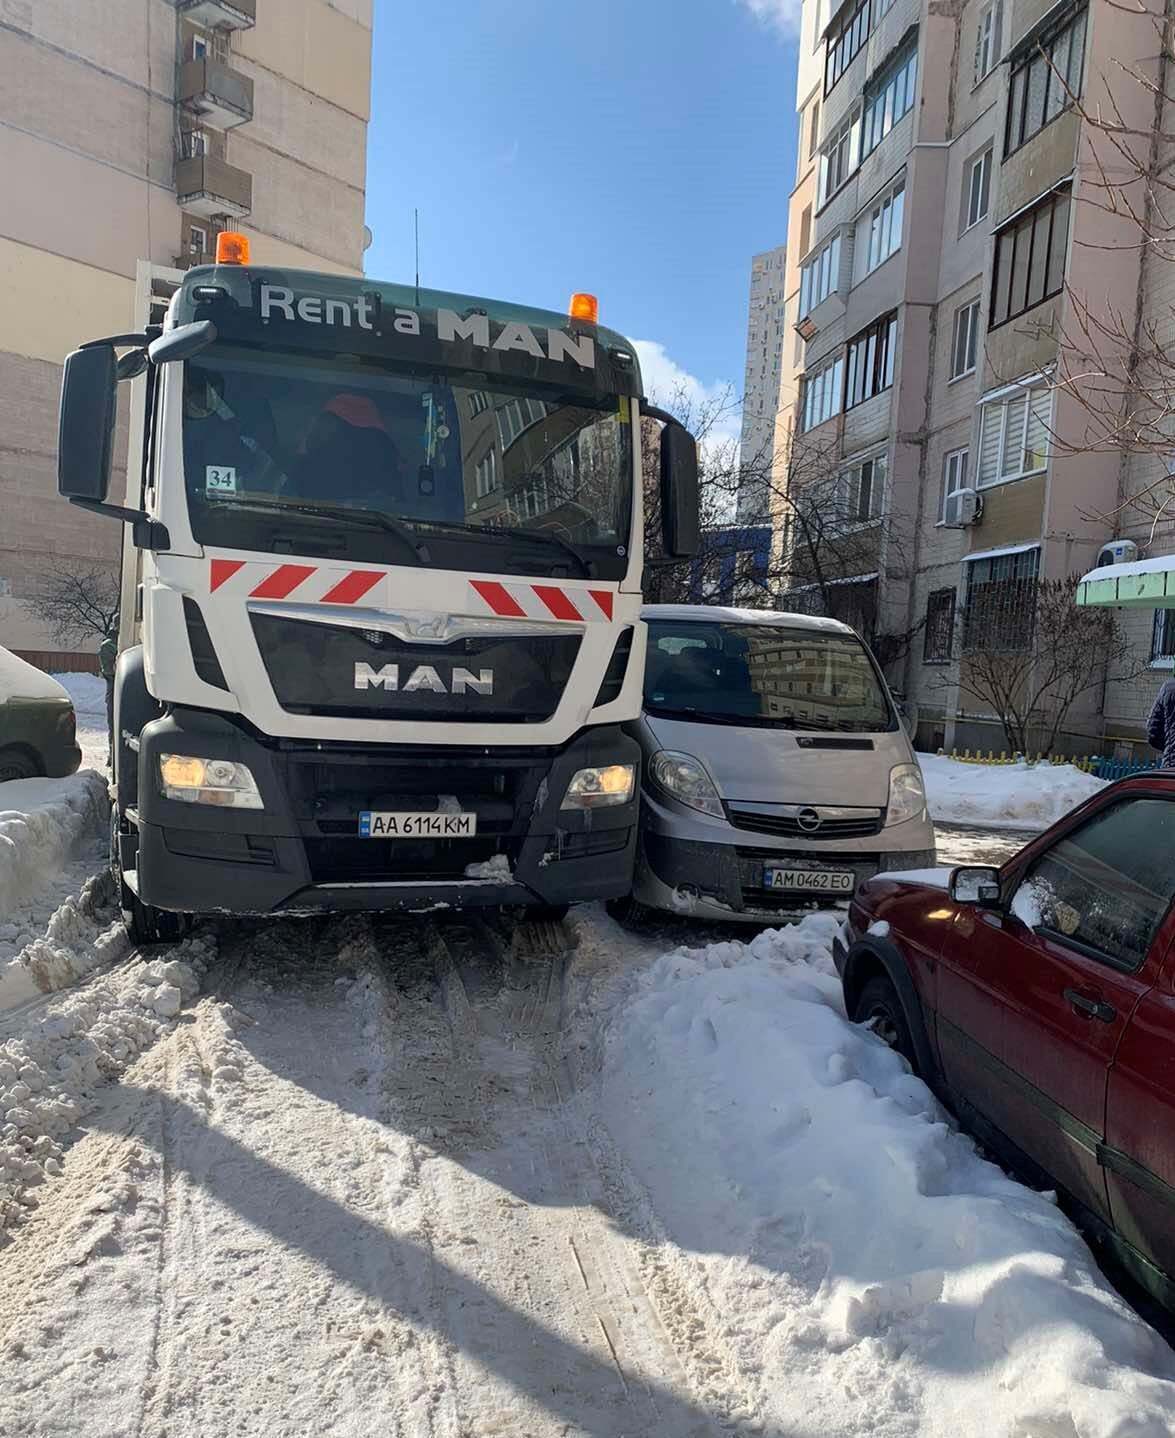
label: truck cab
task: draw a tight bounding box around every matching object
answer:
[57,243,698,938]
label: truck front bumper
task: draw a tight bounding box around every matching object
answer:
[128,708,639,915]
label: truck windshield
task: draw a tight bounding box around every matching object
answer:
[180,345,632,579]
[644,620,895,732]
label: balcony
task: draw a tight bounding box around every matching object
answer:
[179,57,254,128]
[175,0,256,29]
[175,155,252,219]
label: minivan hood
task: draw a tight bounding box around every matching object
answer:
[643,712,903,807]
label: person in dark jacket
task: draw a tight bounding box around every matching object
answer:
[1146,675,1175,769]
[99,617,118,768]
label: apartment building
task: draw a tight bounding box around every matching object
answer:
[736,243,788,521]
[774,0,1161,751]
[0,0,373,665]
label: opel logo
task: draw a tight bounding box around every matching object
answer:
[797,807,822,833]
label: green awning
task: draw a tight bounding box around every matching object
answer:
[1076,556,1175,608]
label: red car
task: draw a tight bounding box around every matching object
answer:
[835,774,1175,1310]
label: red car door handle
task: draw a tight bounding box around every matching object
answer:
[1063,988,1117,1023]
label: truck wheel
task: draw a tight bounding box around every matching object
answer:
[0,747,40,782]
[605,894,649,927]
[110,807,184,947]
[524,903,570,923]
[852,974,918,1073]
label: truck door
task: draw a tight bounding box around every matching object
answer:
[1103,921,1175,1287]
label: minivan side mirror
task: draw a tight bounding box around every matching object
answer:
[659,419,699,558]
[949,866,1002,905]
[58,345,117,502]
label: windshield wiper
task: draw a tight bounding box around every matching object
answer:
[413,519,592,577]
[644,703,756,726]
[203,497,430,563]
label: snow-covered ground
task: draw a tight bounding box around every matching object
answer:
[921,753,1106,832]
[0,900,1171,1436]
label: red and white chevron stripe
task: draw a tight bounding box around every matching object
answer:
[468,579,614,623]
[206,559,616,623]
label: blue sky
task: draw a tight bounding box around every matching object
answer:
[365,0,799,434]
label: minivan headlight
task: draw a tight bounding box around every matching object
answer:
[650,750,724,818]
[159,753,263,809]
[887,763,927,825]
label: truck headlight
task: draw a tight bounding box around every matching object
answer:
[887,763,927,825]
[159,754,263,809]
[650,750,724,818]
[561,763,635,810]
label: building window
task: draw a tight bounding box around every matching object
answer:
[974,0,1003,80]
[826,0,869,93]
[187,224,208,257]
[990,186,1071,328]
[977,384,1051,486]
[845,313,897,409]
[809,98,821,158]
[964,147,992,230]
[819,110,861,205]
[862,39,918,157]
[1152,610,1175,667]
[924,588,956,662]
[474,449,498,498]
[839,453,887,523]
[963,546,1041,652]
[468,390,488,417]
[799,233,842,315]
[182,129,207,159]
[801,354,845,432]
[861,178,904,276]
[1006,6,1087,154]
[950,299,981,379]
[940,446,969,520]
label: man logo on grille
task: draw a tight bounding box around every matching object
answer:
[354,662,494,695]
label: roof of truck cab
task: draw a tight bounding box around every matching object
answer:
[641,605,855,635]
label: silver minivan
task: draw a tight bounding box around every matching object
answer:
[611,604,936,924]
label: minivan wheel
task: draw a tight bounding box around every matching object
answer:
[853,974,918,1072]
[0,747,40,782]
[605,894,650,927]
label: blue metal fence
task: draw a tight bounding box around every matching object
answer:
[1088,756,1164,782]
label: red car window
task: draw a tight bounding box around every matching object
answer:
[1011,797,1175,972]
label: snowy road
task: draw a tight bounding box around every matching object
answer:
[0,914,753,1437]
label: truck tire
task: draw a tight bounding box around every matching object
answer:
[605,894,649,927]
[0,746,41,782]
[852,974,918,1073]
[523,903,570,923]
[110,806,184,947]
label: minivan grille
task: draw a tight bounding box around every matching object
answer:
[729,809,883,840]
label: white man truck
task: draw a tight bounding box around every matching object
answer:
[57,238,698,941]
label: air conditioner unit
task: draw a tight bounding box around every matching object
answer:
[1094,538,1139,570]
[943,486,983,528]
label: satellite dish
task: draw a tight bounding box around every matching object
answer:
[362,225,374,252]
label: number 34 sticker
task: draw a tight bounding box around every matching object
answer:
[205,465,237,495]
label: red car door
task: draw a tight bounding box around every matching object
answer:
[1103,920,1175,1285]
[935,790,1174,1223]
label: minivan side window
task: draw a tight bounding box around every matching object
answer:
[1011,797,1175,971]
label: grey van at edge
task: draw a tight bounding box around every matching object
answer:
[614,605,936,924]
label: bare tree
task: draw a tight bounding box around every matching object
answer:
[23,563,119,649]
[950,574,1141,753]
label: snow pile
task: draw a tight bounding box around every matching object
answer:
[0,870,128,1015]
[0,771,108,917]
[0,934,213,1228]
[592,914,1175,1437]
[920,752,1106,831]
[464,854,512,880]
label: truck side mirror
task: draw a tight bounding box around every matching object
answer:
[660,420,699,558]
[58,345,117,503]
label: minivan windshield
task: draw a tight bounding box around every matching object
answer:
[643,620,895,732]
